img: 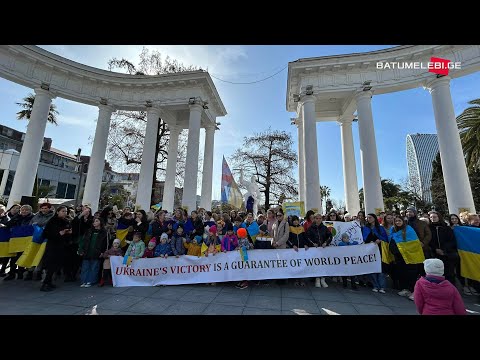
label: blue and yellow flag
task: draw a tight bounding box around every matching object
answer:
[9,225,34,253]
[390,226,425,264]
[381,241,395,264]
[454,226,480,281]
[123,255,133,266]
[240,246,248,261]
[221,156,243,209]
[246,221,260,243]
[0,227,14,258]
[16,225,46,268]
[116,222,130,248]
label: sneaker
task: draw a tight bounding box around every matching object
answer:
[372,288,379,293]
[80,283,86,287]
[378,289,386,294]
[397,289,410,297]
[463,286,472,295]
[315,278,321,288]
[320,278,328,288]
[469,287,479,296]
[239,282,248,290]
[408,294,414,301]
[84,283,92,288]
[235,282,243,289]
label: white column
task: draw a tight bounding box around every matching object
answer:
[301,95,322,212]
[182,104,203,211]
[136,107,161,211]
[427,76,476,213]
[7,88,54,208]
[355,91,384,214]
[82,104,114,213]
[162,124,181,212]
[295,117,306,204]
[199,124,216,211]
[339,117,360,215]
[0,169,9,196]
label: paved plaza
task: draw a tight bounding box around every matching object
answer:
[0,277,479,315]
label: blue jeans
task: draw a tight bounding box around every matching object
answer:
[80,259,100,284]
[369,272,386,289]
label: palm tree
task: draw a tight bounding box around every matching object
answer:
[319,185,331,212]
[457,98,480,170]
[16,93,59,125]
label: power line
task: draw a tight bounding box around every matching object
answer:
[210,65,288,84]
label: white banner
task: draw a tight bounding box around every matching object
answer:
[324,221,363,246]
[111,243,380,287]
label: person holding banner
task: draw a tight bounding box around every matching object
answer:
[306,213,332,288]
[287,215,307,287]
[362,214,388,293]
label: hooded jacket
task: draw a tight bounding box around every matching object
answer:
[30,209,55,227]
[413,275,466,315]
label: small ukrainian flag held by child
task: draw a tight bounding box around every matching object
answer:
[240,246,248,261]
[123,255,133,266]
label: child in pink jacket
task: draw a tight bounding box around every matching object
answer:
[413,258,466,315]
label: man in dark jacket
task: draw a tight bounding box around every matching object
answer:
[406,207,432,258]
[305,213,332,288]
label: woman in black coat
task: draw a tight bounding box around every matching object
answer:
[41,206,72,291]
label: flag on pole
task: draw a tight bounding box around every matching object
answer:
[221,156,243,209]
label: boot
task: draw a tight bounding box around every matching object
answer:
[315,277,321,288]
[320,278,328,288]
[24,271,33,281]
[40,283,53,292]
[4,273,15,281]
[98,278,105,287]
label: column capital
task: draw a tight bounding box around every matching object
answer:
[146,106,162,117]
[354,90,372,101]
[33,87,56,100]
[204,122,217,131]
[189,103,203,113]
[98,104,115,114]
[337,117,355,126]
[299,95,316,104]
[425,75,451,92]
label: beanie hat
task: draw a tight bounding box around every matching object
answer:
[149,238,157,246]
[406,207,417,215]
[113,238,121,246]
[424,258,444,276]
[194,235,203,243]
[209,225,217,234]
[160,233,169,240]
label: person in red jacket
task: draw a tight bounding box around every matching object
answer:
[413,258,466,315]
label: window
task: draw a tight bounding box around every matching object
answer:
[65,184,76,199]
[4,171,15,196]
[39,179,50,187]
[56,182,67,198]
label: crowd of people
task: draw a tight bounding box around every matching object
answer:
[0,201,478,314]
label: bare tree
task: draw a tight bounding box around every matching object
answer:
[230,128,297,209]
[106,47,202,202]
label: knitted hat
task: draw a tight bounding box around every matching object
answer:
[424,258,444,276]
[149,239,157,246]
[209,225,217,234]
[113,239,121,246]
[194,235,203,243]
[160,233,169,240]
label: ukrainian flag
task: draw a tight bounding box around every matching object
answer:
[0,227,14,258]
[116,222,130,248]
[454,226,480,281]
[246,221,260,243]
[381,241,395,264]
[123,255,133,266]
[9,225,34,253]
[389,226,425,264]
[16,225,46,268]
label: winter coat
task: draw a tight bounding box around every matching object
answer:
[414,275,466,315]
[71,213,93,244]
[221,234,238,252]
[0,214,9,226]
[428,223,457,256]
[287,225,306,248]
[29,210,55,227]
[190,217,205,238]
[272,219,290,249]
[6,213,34,228]
[154,243,173,257]
[79,228,109,260]
[125,240,146,259]
[133,221,149,240]
[338,241,359,246]
[150,220,172,239]
[305,222,332,247]
[171,234,186,256]
[184,238,202,256]
[42,216,72,270]
[143,248,155,258]
[102,247,123,258]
